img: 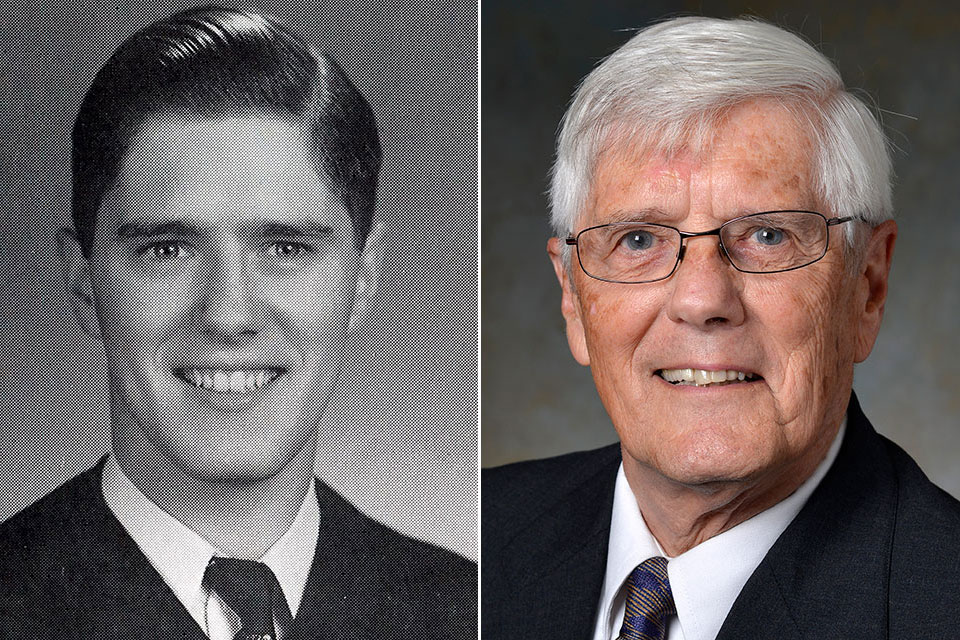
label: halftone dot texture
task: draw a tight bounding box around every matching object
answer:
[0,0,477,561]
[205,557,286,638]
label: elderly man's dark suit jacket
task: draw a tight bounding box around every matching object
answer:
[0,463,477,639]
[483,393,960,639]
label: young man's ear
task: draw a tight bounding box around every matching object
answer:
[348,221,383,334]
[55,228,101,339]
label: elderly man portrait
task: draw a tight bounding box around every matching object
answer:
[0,5,477,639]
[483,14,960,640]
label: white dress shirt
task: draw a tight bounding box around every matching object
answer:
[592,420,846,640]
[101,455,318,640]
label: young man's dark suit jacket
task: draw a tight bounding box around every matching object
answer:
[0,463,477,639]
[482,393,960,639]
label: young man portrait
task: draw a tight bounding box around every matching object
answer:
[0,6,476,639]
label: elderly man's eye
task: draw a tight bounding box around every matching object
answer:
[619,229,656,252]
[753,227,785,246]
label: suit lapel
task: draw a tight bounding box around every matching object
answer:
[717,393,895,639]
[60,462,208,639]
[287,478,384,639]
[498,447,621,639]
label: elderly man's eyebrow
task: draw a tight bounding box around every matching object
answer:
[598,208,674,224]
[116,220,199,239]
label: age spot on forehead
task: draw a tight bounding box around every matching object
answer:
[641,162,692,197]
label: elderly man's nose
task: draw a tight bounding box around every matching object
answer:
[197,255,260,338]
[665,237,745,328]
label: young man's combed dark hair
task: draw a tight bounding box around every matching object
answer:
[72,5,381,256]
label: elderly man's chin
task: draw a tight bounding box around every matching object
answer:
[612,385,831,488]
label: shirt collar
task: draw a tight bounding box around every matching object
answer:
[598,418,846,640]
[101,455,319,626]
[260,477,319,616]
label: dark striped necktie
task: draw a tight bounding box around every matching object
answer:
[617,556,676,640]
[204,557,287,640]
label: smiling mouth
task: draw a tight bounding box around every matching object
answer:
[657,368,761,387]
[173,368,284,393]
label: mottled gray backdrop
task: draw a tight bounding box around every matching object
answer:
[0,0,477,559]
[482,0,960,499]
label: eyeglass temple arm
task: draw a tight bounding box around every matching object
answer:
[827,216,856,226]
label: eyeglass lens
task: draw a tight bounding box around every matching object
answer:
[576,211,830,283]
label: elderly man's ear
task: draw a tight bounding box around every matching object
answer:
[854,219,897,363]
[348,220,384,334]
[547,236,590,367]
[55,227,101,339]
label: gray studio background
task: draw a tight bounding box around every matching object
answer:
[483,0,960,499]
[0,0,477,560]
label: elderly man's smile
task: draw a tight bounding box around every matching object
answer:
[656,368,761,387]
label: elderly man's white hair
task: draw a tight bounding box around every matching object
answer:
[549,16,893,253]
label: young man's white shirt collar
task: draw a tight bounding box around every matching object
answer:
[593,419,846,640]
[101,455,318,640]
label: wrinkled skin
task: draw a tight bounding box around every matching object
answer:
[548,99,896,553]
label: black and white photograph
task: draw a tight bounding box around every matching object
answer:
[483,1,960,638]
[0,2,477,638]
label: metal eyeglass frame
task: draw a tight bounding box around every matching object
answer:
[565,210,855,284]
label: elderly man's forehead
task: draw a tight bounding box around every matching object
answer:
[600,98,813,161]
[585,100,820,219]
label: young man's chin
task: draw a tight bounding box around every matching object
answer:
[171,447,312,486]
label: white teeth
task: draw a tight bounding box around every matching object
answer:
[658,368,756,386]
[229,371,246,393]
[177,369,279,392]
[213,371,229,392]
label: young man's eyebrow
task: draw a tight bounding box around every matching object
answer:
[115,220,200,239]
[115,220,337,239]
[255,222,336,237]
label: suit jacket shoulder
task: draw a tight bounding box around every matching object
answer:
[881,432,960,637]
[0,464,477,640]
[482,444,621,639]
[0,464,207,638]
[717,393,960,639]
[483,443,620,549]
[299,478,477,639]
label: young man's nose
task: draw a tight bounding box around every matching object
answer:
[196,252,262,339]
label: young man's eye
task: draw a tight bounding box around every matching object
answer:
[269,241,314,257]
[139,241,193,261]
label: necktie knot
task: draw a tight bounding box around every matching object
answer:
[618,556,675,640]
[204,557,284,640]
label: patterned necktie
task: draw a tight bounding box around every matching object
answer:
[204,557,286,640]
[617,556,676,640]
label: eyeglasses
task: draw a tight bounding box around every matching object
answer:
[565,210,854,284]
